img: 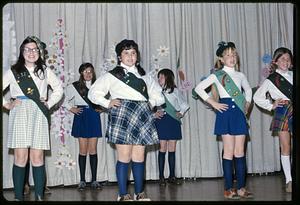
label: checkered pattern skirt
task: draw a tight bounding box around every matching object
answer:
[270,102,292,132]
[7,98,50,150]
[106,99,159,145]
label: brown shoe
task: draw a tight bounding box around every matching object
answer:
[134,192,151,201]
[44,186,52,194]
[117,194,133,201]
[23,184,30,195]
[237,187,254,199]
[224,189,240,200]
[286,181,292,193]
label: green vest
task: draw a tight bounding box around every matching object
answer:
[11,67,50,124]
[214,69,246,114]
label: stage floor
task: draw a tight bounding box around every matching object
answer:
[2,172,292,201]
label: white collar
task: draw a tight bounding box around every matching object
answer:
[223,66,235,73]
[276,69,290,76]
[85,80,92,87]
[120,63,136,73]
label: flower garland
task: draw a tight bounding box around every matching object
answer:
[46,19,76,171]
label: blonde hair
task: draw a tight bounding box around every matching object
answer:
[214,47,240,71]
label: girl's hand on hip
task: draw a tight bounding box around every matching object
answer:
[70,107,83,115]
[109,99,121,108]
[3,99,22,110]
[211,101,228,113]
[40,97,49,109]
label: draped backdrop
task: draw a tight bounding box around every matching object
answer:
[2,3,293,188]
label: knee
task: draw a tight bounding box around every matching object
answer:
[118,153,132,163]
[160,145,167,152]
[30,156,44,166]
[223,149,234,160]
[234,149,245,158]
[14,155,28,167]
[132,151,144,162]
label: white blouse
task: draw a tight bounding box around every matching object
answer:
[194,66,252,103]
[163,88,190,115]
[253,69,293,111]
[2,66,63,108]
[88,63,165,108]
[62,81,92,110]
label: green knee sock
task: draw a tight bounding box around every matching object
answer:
[12,164,26,200]
[32,164,45,200]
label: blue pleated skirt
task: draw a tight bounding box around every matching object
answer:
[155,113,182,140]
[214,98,249,136]
[71,106,102,138]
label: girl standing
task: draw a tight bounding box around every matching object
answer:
[63,63,103,190]
[194,41,253,199]
[253,47,293,193]
[2,36,63,201]
[154,68,189,186]
[88,39,164,201]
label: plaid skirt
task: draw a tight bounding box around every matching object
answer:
[106,99,159,145]
[7,97,50,150]
[270,101,292,132]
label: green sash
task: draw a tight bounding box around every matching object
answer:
[72,81,105,111]
[109,66,149,100]
[267,72,292,100]
[163,93,181,124]
[214,69,246,114]
[11,67,50,123]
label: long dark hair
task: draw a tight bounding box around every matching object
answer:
[115,39,146,76]
[77,63,96,96]
[158,68,176,94]
[11,36,46,79]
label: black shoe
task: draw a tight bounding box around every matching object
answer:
[167,177,182,185]
[78,181,86,191]
[91,181,102,190]
[159,178,166,186]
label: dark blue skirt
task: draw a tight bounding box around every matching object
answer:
[214,98,249,136]
[155,113,182,140]
[71,106,102,138]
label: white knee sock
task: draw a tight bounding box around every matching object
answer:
[281,155,292,183]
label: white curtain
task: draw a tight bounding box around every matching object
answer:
[2,3,293,188]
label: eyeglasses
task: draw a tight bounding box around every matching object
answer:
[23,47,39,54]
[83,70,93,74]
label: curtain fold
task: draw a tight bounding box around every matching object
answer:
[2,3,293,188]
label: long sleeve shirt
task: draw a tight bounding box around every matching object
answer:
[253,69,293,111]
[88,63,165,108]
[163,88,190,115]
[62,81,92,110]
[2,66,63,108]
[194,66,252,103]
